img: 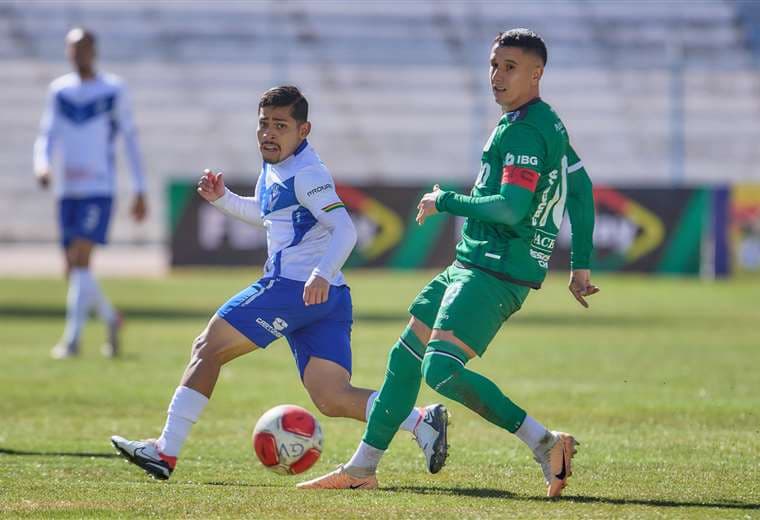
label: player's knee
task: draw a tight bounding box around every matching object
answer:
[190,333,222,364]
[421,350,463,390]
[305,385,346,418]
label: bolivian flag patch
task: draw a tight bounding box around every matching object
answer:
[322,202,345,213]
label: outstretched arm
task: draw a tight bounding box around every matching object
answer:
[417,123,544,226]
[198,169,264,227]
[424,183,534,226]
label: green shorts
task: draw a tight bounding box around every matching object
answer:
[409,263,530,356]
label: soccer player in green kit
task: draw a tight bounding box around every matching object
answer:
[299,28,599,497]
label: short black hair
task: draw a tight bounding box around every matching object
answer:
[493,28,547,66]
[259,85,308,123]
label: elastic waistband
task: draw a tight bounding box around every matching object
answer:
[453,260,540,290]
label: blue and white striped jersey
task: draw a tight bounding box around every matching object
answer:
[226,140,352,286]
[34,72,145,198]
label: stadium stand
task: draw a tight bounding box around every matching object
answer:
[0,0,758,244]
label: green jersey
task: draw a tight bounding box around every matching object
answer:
[447,98,571,288]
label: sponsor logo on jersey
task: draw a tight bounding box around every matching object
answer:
[256,317,284,338]
[505,153,538,167]
[531,230,557,253]
[272,317,288,331]
[307,183,332,197]
[529,249,550,268]
[502,165,539,192]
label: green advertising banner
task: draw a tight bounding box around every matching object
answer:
[168,180,733,275]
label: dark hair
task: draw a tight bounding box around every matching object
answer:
[259,85,309,122]
[493,28,547,66]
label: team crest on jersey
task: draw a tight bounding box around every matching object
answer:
[506,110,522,123]
[266,183,282,212]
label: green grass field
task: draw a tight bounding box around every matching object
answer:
[0,270,758,518]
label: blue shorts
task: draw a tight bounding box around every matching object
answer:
[217,277,353,379]
[59,196,113,248]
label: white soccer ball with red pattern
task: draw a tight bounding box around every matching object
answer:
[252,404,323,475]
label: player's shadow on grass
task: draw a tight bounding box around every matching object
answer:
[0,447,119,459]
[385,485,760,511]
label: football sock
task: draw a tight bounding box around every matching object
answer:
[80,269,116,324]
[156,386,209,457]
[345,441,385,477]
[364,390,422,433]
[62,267,89,346]
[514,414,551,452]
[361,326,425,451]
[422,340,527,433]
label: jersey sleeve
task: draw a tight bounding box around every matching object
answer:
[33,86,59,174]
[114,82,146,193]
[498,123,546,194]
[565,144,595,269]
[295,168,356,282]
[210,170,264,227]
[293,168,345,217]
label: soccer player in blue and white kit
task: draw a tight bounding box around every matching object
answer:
[111,86,448,480]
[33,28,147,359]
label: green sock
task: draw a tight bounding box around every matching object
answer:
[362,326,425,450]
[422,339,527,433]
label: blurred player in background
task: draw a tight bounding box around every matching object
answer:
[300,29,598,497]
[111,86,447,481]
[34,28,147,359]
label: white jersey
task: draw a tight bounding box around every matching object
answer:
[213,140,356,286]
[33,72,145,198]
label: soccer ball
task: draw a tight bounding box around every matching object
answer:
[252,404,323,475]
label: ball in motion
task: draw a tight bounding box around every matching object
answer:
[252,404,323,475]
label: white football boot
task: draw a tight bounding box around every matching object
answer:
[111,435,176,480]
[413,404,450,474]
[51,340,78,359]
[533,430,579,497]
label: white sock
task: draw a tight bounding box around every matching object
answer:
[62,268,89,345]
[156,386,209,457]
[364,391,422,433]
[514,415,550,452]
[81,269,116,323]
[345,441,384,476]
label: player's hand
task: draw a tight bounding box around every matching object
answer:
[568,269,600,308]
[416,184,441,225]
[197,169,226,202]
[131,193,147,222]
[35,169,50,189]
[303,273,330,306]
